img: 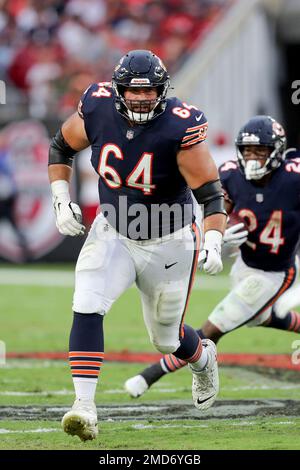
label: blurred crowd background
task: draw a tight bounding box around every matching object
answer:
[0,0,231,263]
[0,0,228,121]
[0,0,299,263]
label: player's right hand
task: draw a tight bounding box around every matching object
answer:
[198,230,223,275]
[53,199,85,236]
[223,223,248,247]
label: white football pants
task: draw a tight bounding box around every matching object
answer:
[209,255,297,332]
[73,213,201,354]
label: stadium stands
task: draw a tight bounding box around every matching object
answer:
[0,0,229,120]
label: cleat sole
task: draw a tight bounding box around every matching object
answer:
[62,413,98,442]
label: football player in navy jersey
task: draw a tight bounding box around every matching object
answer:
[48,50,227,441]
[125,115,300,399]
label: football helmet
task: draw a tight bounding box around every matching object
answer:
[235,115,287,180]
[111,50,170,124]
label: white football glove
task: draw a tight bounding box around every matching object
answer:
[51,180,85,236]
[198,230,223,275]
[223,223,248,247]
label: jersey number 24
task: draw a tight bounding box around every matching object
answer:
[238,209,284,254]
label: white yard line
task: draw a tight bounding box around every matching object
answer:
[0,428,60,434]
[1,361,67,369]
[0,421,296,433]
[0,383,299,397]
[0,269,75,288]
[0,390,73,396]
[222,385,300,391]
[132,420,296,430]
[0,268,230,290]
[132,423,209,429]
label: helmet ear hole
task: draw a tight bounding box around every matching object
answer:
[117,85,126,97]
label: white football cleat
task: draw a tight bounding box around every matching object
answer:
[124,375,149,398]
[189,339,219,410]
[62,398,98,441]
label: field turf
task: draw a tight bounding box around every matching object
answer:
[0,265,299,450]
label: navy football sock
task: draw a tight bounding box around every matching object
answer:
[196,328,207,339]
[69,312,104,399]
[173,324,202,363]
[141,325,208,385]
[265,310,300,332]
[157,326,207,375]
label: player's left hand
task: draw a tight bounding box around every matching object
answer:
[198,230,223,275]
[223,223,248,247]
[54,199,86,236]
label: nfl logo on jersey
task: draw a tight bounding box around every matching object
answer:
[126,130,134,140]
[256,193,264,203]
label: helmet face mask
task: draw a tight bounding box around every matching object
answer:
[112,50,170,124]
[122,94,159,123]
[235,115,287,180]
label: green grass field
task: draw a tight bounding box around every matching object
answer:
[0,265,299,450]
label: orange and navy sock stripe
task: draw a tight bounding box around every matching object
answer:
[161,354,187,373]
[69,351,104,379]
[185,337,203,363]
[161,335,203,372]
[288,311,300,332]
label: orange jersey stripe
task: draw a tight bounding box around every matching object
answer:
[181,136,206,148]
[182,132,201,142]
[186,122,208,132]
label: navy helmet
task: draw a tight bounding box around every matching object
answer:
[111,50,170,124]
[235,115,287,180]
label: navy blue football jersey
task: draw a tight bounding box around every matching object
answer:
[220,159,300,271]
[78,82,208,238]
